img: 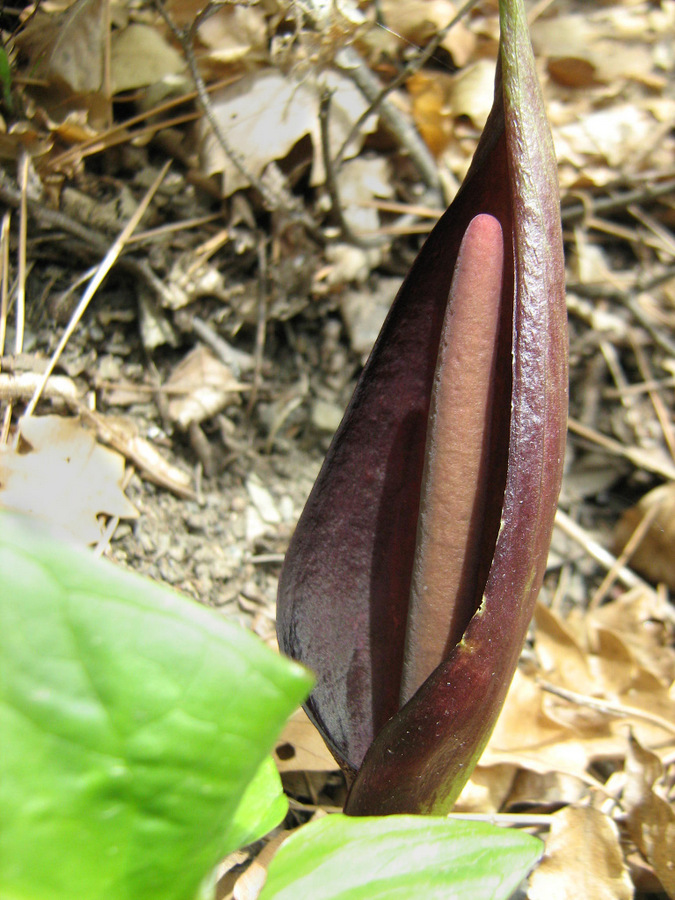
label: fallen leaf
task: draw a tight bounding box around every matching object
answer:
[110,23,185,94]
[200,68,375,196]
[378,0,476,68]
[623,733,675,898]
[274,708,341,774]
[194,3,267,66]
[406,70,454,157]
[18,0,106,94]
[165,346,246,429]
[448,59,497,128]
[528,806,633,900]
[335,154,393,234]
[613,483,675,592]
[0,415,137,545]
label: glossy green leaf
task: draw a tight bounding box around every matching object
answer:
[0,511,312,900]
[0,46,12,110]
[260,814,543,900]
[224,755,288,852]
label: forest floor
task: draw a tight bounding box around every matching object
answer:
[1,0,674,896]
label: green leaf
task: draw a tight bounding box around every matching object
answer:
[0,45,12,110]
[0,512,312,900]
[260,814,543,900]
[224,756,288,851]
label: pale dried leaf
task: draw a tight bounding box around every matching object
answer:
[200,69,373,196]
[0,415,137,545]
[19,0,105,94]
[534,602,594,694]
[613,483,675,592]
[336,155,393,234]
[274,707,340,774]
[623,734,675,898]
[378,0,475,67]
[528,807,633,900]
[196,4,267,65]
[554,105,668,180]
[448,59,496,128]
[110,23,185,94]
[453,763,516,814]
[165,346,246,429]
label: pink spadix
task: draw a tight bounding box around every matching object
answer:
[400,213,505,704]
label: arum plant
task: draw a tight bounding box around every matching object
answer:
[277,0,568,816]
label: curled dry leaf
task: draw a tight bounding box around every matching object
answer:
[613,482,675,592]
[623,733,675,898]
[528,806,633,900]
[165,346,247,430]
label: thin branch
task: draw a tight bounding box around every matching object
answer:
[554,507,658,597]
[561,178,675,225]
[319,90,385,248]
[539,680,675,738]
[335,44,443,203]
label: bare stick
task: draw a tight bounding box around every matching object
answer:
[554,508,656,598]
[335,44,442,202]
[319,90,384,248]
[539,680,675,738]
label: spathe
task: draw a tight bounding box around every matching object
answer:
[277,0,567,816]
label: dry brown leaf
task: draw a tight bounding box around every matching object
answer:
[200,69,374,196]
[506,768,588,811]
[194,4,267,66]
[623,734,675,898]
[590,626,665,697]
[460,596,675,813]
[407,59,495,157]
[110,23,185,94]
[534,602,594,694]
[17,0,106,94]
[536,606,675,749]
[406,71,454,157]
[0,415,137,545]
[377,0,475,67]
[335,155,393,235]
[587,588,675,687]
[528,806,633,900]
[532,7,671,89]
[447,59,496,128]
[613,483,675,592]
[165,346,246,429]
[478,668,607,783]
[453,763,516,814]
[554,104,671,186]
[274,707,340,774]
